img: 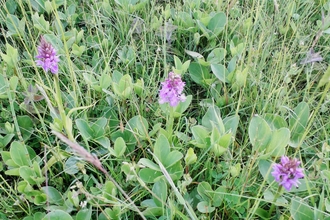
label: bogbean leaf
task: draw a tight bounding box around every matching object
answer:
[152,178,167,207]
[289,102,309,148]
[207,12,226,37]
[127,115,149,139]
[290,197,314,220]
[197,201,215,213]
[249,115,272,152]
[10,141,31,167]
[112,137,126,158]
[139,158,160,171]
[42,210,73,220]
[188,62,212,86]
[103,181,117,201]
[1,43,19,67]
[139,168,163,183]
[19,166,37,185]
[197,182,213,202]
[223,115,239,136]
[32,12,49,32]
[164,150,183,168]
[154,134,170,164]
[42,186,64,205]
[211,64,229,83]
[190,125,209,148]
[266,127,290,157]
[76,208,92,220]
[207,48,226,64]
[76,119,93,140]
[184,148,197,165]
[202,106,225,134]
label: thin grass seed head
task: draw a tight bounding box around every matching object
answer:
[159,72,186,107]
[35,36,60,74]
[271,156,304,191]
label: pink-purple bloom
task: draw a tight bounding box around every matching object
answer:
[271,156,304,191]
[159,72,186,107]
[35,36,60,74]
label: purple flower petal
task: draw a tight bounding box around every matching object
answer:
[35,36,59,74]
[159,72,186,107]
[271,156,304,191]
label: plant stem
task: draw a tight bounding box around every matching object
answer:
[268,186,283,217]
[54,75,74,140]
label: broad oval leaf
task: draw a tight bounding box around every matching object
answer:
[42,210,73,220]
[249,115,272,152]
[211,64,229,83]
[10,141,31,166]
[152,178,167,207]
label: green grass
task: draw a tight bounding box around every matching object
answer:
[1,0,330,219]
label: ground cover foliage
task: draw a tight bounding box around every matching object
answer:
[1,0,330,219]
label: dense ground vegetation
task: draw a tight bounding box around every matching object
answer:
[1,0,330,219]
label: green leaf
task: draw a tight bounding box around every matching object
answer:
[127,115,149,139]
[142,207,164,217]
[95,136,110,148]
[64,156,80,174]
[188,62,212,86]
[139,168,163,183]
[10,141,31,166]
[0,134,15,148]
[223,115,239,136]
[211,64,229,83]
[90,117,107,138]
[197,201,215,213]
[266,128,290,157]
[202,106,225,134]
[154,134,170,164]
[112,74,133,99]
[213,186,226,207]
[173,95,192,117]
[32,12,49,32]
[76,208,92,220]
[43,34,64,53]
[258,159,275,185]
[6,14,25,37]
[249,115,272,152]
[19,166,37,185]
[138,158,160,171]
[263,190,288,205]
[1,43,19,67]
[318,65,330,88]
[289,102,309,148]
[184,148,197,165]
[264,114,288,130]
[207,12,226,37]
[6,0,18,14]
[75,119,93,140]
[42,210,73,220]
[152,178,167,207]
[235,67,248,87]
[112,137,126,158]
[42,186,64,205]
[103,181,117,201]
[164,150,183,168]
[290,197,314,220]
[197,182,213,202]
[17,115,34,141]
[207,48,226,64]
[190,125,209,148]
[71,44,85,57]
[196,20,211,39]
[0,74,9,99]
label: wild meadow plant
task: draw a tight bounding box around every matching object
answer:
[1,0,330,219]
